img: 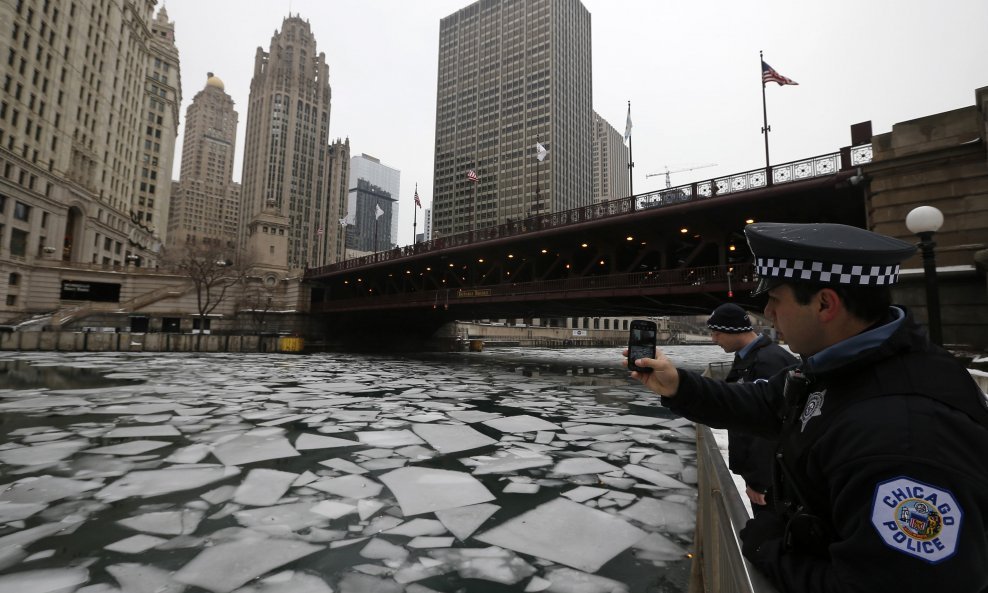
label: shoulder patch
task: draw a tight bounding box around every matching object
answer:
[870,476,963,564]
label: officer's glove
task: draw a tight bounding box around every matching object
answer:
[739,511,785,561]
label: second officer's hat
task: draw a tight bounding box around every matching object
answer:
[744,222,916,295]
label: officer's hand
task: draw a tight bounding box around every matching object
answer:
[739,511,785,560]
[622,347,680,397]
[745,486,767,506]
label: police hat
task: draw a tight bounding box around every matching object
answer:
[744,222,917,296]
[707,303,753,333]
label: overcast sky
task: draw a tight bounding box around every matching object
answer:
[163,0,988,245]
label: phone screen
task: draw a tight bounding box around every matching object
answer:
[628,323,657,372]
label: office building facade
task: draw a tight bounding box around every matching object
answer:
[591,111,630,204]
[1,1,181,320]
[346,154,399,253]
[167,73,239,249]
[239,15,338,270]
[431,0,593,238]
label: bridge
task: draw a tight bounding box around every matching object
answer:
[305,145,874,337]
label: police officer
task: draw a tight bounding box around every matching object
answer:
[627,222,988,592]
[707,303,797,515]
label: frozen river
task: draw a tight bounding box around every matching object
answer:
[0,345,731,593]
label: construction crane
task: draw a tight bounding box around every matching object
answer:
[646,163,718,188]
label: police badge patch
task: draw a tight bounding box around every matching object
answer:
[870,476,962,564]
[799,390,825,432]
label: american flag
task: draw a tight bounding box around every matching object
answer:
[414,188,422,208]
[467,169,479,183]
[762,61,798,86]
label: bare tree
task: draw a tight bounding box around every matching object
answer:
[238,283,275,334]
[164,242,253,348]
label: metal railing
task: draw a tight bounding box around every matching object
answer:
[306,147,871,279]
[312,263,754,311]
[691,424,780,593]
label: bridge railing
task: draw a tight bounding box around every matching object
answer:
[306,147,871,280]
[691,424,780,593]
[312,263,755,311]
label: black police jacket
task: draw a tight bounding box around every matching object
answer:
[725,335,798,493]
[662,308,988,593]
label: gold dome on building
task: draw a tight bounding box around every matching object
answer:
[205,72,225,90]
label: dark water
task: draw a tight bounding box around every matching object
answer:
[0,347,729,593]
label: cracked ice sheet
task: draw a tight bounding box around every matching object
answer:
[356,430,424,448]
[476,497,646,573]
[118,509,204,535]
[412,424,496,454]
[97,465,241,501]
[211,429,300,466]
[174,538,324,593]
[0,476,103,503]
[435,503,500,541]
[83,440,171,456]
[482,415,561,434]
[623,464,690,490]
[234,469,298,507]
[551,457,621,476]
[0,568,90,593]
[309,475,383,499]
[379,467,495,516]
[0,439,89,466]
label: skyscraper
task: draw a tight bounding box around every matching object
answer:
[591,111,630,204]
[168,73,239,249]
[346,154,400,254]
[431,0,592,238]
[0,0,178,317]
[239,15,338,269]
[139,8,182,247]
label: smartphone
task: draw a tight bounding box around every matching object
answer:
[628,320,658,373]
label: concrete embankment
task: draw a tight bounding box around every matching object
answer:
[0,331,294,353]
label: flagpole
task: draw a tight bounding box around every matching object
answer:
[535,136,540,215]
[627,101,634,197]
[413,183,418,245]
[760,50,771,172]
[471,163,477,234]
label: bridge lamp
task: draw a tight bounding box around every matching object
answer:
[729,245,736,251]
[405,270,411,274]
[541,249,548,254]
[680,228,688,234]
[478,258,484,263]
[745,218,755,224]
[426,267,431,271]
[580,243,588,248]
[626,236,634,241]
[599,260,605,265]
[449,263,454,267]
[565,264,571,269]
[905,205,945,346]
[508,254,514,259]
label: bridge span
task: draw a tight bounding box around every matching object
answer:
[305,148,871,338]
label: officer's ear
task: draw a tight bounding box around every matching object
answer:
[815,287,844,322]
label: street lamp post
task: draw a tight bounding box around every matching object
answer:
[905,205,944,346]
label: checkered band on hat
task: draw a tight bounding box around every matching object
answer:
[708,322,753,332]
[755,258,901,286]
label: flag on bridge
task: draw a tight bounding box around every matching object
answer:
[467,169,479,183]
[375,204,384,219]
[535,142,548,162]
[762,60,798,86]
[414,187,422,208]
[623,103,632,144]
